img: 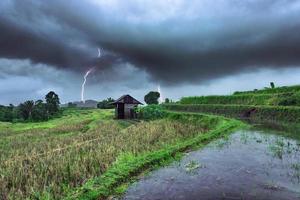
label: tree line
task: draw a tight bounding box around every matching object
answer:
[95,92,172,109]
[94,92,172,109]
[0,91,60,122]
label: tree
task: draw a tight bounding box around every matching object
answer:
[270,82,275,89]
[165,98,170,104]
[32,100,49,121]
[144,91,160,105]
[45,91,60,116]
[19,100,35,120]
[97,98,115,109]
[0,105,14,122]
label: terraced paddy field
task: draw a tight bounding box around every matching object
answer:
[0,108,242,199]
[1,86,300,200]
[123,128,300,200]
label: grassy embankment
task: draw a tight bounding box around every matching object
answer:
[0,108,245,200]
[165,85,300,131]
[233,85,300,95]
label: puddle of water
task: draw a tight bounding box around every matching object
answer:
[122,129,300,200]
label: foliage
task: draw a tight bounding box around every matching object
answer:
[136,105,166,120]
[164,104,300,124]
[270,82,275,89]
[0,91,61,123]
[97,97,115,109]
[277,94,300,106]
[0,105,14,122]
[180,93,300,106]
[19,100,35,120]
[45,91,60,116]
[144,91,160,105]
[32,100,49,121]
[165,98,170,103]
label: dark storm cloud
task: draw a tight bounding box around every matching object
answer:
[1,0,300,84]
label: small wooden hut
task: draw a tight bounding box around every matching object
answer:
[112,94,143,119]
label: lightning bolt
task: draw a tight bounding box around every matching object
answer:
[98,48,101,58]
[80,48,102,103]
[157,84,163,104]
[81,68,93,103]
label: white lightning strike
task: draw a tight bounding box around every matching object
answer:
[80,48,102,103]
[97,48,101,58]
[81,68,93,103]
[157,84,163,104]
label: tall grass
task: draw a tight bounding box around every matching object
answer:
[0,109,229,199]
[68,112,244,200]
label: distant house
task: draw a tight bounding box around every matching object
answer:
[112,94,143,119]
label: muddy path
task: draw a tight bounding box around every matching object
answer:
[122,129,300,200]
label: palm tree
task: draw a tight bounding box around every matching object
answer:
[19,100,34,120]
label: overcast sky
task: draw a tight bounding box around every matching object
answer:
[1,0,300,105]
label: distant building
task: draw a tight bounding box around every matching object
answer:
[112,94,143,119]
[61,100,98,108]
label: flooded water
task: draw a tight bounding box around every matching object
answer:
[122,129,300,200]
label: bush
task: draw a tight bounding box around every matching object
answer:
[137,105,166,120]
[32,100,49,121]
[97,98,115,109]
[0,105,14,122]
[278,96,299,106]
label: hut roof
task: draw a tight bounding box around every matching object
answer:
[112,94,143,105]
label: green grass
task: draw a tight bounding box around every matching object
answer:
[0,108,245,199]
[0,108,110,132]
[180,93,299,106]
[169,85,300,134]
[164,104,300,124]
[233,85,300,95]
[179,85,300,107]
[0,108,115,199]
[65,112,245,200]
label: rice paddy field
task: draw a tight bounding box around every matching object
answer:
[0,108,240,199]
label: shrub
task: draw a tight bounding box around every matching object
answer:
[0,105,14,122]
[97,98,115,109]
[137,105,166,120]
[278,96,299,106]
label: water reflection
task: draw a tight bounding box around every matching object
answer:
[123,129,300,200]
